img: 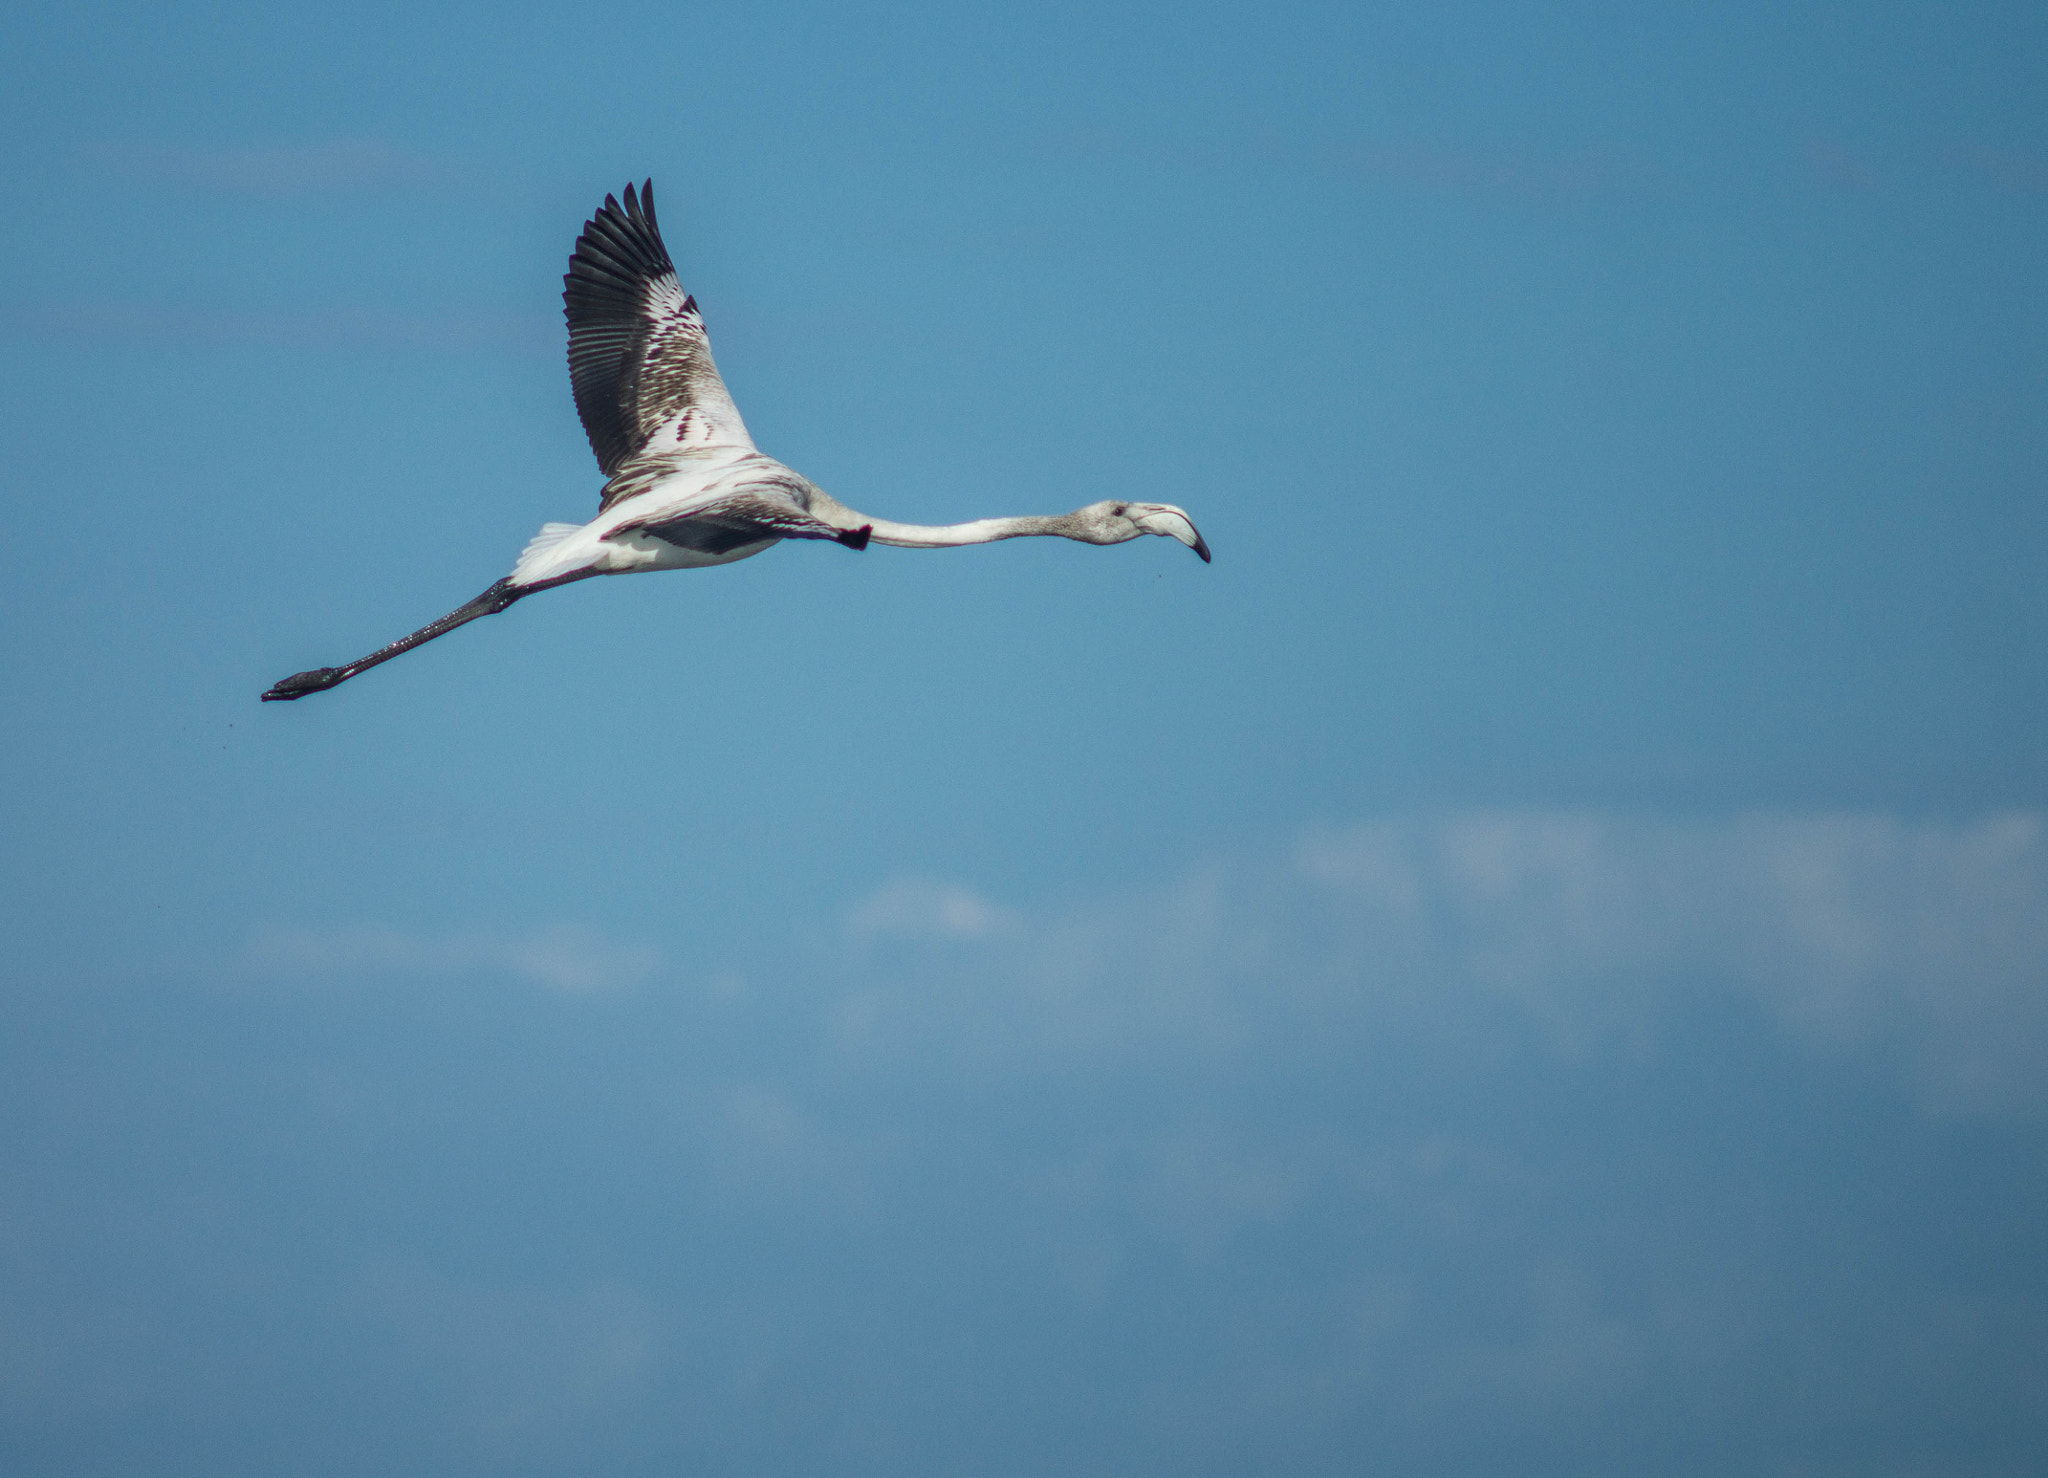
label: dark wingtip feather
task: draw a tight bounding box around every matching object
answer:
[562,178,695,475]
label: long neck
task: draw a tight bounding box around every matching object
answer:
[859,513,1067,548]
[803,489,1071,548]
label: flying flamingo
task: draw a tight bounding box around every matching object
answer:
[263,181,1209,701]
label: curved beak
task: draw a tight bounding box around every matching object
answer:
[1134,505,1213,563]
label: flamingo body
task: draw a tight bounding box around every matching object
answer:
[263,181,1207,702]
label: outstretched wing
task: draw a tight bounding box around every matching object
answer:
[563,180,753,481]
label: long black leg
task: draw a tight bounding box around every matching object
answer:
[262,574,587,701]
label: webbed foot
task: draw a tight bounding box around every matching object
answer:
[262,667,345,701]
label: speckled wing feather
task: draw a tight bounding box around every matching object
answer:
[564,180,753,493]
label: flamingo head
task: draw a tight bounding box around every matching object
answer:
[1072,501,1212,562]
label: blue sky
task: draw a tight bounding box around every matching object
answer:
[2,2,2045,1473]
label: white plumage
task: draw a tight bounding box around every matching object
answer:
[263,180,1209,702]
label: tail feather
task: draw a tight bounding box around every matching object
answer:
[513,522,584,585]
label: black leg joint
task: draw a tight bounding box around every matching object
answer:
[477,578,522,614]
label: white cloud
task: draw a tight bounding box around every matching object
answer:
[845,877,1019,940]
[834,812,2048,1115]
[243,924,657,994]
[1302,810,2048,1110]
